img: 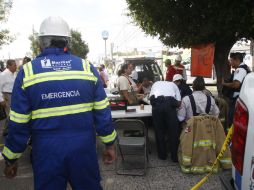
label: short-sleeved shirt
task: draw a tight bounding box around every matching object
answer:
[150,81,181,101]
[233,63,248,98]
[177,91,220,122]
[166,64,187,81]
[117,75,137,92]
[0,69,17,102]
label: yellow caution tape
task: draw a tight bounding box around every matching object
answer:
[191,126,233,190]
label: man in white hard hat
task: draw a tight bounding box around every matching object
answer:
[2,16,116,190]
[166,54,187,81]
[173,73,183,83]
[173,74,192,98]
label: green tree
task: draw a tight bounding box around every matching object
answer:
[0,0,14,47]
[29,29,89,59]
[28,29,40,58]
[69,29,89,59]
[126,0,254,93]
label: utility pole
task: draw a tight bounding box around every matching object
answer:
[104,40,107,59]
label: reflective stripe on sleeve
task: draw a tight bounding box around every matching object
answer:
[23,61,33,77]
[98,130,117,144]
[220,157,232,164]
[2,146,22,160]
[93,98,109,110]
[82,59,91,74]
[220,118,225,123]
[23,71,97,88]
[31,103,94,119]
[10,110,31,123]
[182,155,192,165]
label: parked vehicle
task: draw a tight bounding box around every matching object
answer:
[221,72,254,190]
[231,72,254,190]
[108,57,164,89]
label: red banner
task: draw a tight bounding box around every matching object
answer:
[191,43,215,77]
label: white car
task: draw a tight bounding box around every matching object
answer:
[230,72,254,190]
[108,57,164,90]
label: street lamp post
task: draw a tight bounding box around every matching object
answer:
[102,30,109,59]
[111,43,114,60]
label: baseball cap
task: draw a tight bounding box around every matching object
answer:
[173,74,183,82]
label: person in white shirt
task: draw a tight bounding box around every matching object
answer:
[222,52,251,127]
[0,59,17,136]
[129,63,138,82]
[177,77,219,122]
[149,81,181,162]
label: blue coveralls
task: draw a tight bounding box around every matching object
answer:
[2,48,117,190]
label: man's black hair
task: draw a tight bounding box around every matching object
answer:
[230,52,245,62]
[193,76,205,91]
[50,39,68,48]
[6,59,16,67]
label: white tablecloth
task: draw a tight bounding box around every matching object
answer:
[111,105,152,119]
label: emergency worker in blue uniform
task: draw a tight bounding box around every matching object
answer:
[2,17,117,190]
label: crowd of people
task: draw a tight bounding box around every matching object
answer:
[112,52,250,165]
[0,57,31,136]
[0,16,252,190]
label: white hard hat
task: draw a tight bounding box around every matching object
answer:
[173,74,183,82]
[39,16,70,37]
[175,55,182,62]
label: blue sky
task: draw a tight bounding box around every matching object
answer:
[0,0,163,62]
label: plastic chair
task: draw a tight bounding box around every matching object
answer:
[114,119,148,176]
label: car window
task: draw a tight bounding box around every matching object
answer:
[151,63,160,75]
[136,65,142,72]
[113,59,163,81]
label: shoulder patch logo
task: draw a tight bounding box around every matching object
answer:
[40,58,72,71]
[41,58,52,68]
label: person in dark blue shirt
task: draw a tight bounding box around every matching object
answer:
[173,74,192,99]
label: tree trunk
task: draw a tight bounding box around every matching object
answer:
[214,41,235,96]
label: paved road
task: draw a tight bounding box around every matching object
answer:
[0,127,230,190]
